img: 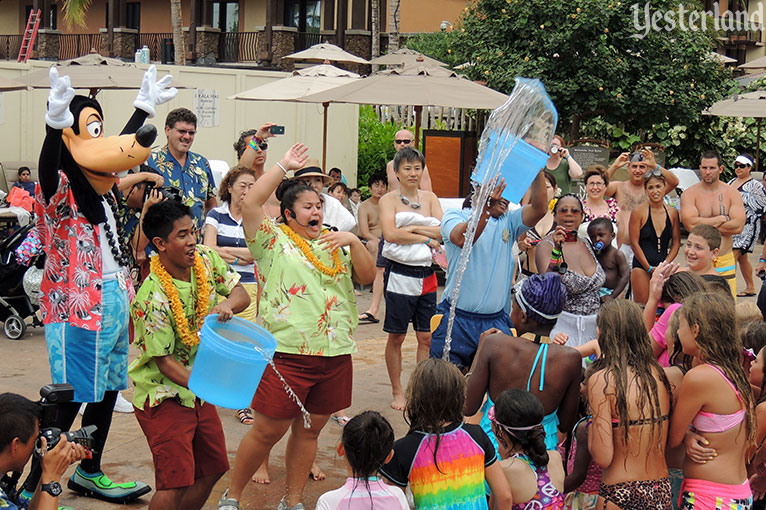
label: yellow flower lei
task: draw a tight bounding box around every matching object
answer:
[150,252,211,348]
[279,224,346,277]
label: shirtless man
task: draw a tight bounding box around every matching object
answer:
[386,129,432,192]
[605,148,679,265]
[681,150,745,295]
[357,173,387,324]
[380,147,443,410]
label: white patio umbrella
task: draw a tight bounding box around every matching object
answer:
[283,42,369,65]
[229,64,361,169]
[299,62,508,146]
[370,47,448,67]
[704,90,766,169]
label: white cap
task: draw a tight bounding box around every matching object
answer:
[735,155,753,166]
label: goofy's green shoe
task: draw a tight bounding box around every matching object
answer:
[67,466,151,503]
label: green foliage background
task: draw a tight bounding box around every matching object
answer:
[406,0,766,169]
[357,105,401,188]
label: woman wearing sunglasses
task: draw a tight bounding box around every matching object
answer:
[536,194,605,352]
[727,154,766,297]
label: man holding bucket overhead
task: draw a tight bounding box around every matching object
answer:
[128,200,249,510]
[218,143,376,510]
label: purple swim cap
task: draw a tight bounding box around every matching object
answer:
[512,273,567,325]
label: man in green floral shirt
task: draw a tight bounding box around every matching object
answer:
[148,108,217,233]
[129,200,249,510]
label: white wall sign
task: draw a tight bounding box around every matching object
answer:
[194,89,219,128]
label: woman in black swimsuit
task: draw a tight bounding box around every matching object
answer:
[629,172,681,305]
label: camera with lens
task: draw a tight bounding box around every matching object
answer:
[0,385,97,501]
[143,181,183,203]
[35,384,98,457]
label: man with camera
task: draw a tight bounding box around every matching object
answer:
[0,393,87,510]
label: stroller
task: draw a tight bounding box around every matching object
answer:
[0,223,44,339]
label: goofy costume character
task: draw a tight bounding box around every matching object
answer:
[19,65,177,506]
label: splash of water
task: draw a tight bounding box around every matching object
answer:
[442,78,558,360]
[268,359,312,428]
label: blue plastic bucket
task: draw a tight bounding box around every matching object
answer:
[189,315,277,409]
[473,136,549,204]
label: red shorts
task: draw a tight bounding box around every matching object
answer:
[134,398,229,490]
[251,352,352,419]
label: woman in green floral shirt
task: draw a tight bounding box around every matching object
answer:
[219,143,375,510]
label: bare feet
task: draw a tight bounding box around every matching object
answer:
[390,394,406,411]
[251,461,270,484]
[310,462,326,481]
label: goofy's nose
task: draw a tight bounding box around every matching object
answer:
[135,124,157,148]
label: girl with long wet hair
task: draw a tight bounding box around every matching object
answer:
[669,292,756,509]
[588,299,673,509]
[380,359,511,510]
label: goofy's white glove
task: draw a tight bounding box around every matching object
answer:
[45,67,75,130]
[133,65,177,118]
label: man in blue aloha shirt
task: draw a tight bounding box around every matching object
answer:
[148,108,217,234]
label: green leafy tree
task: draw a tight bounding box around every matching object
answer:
[357,105,402,186]
[409,0,742,167]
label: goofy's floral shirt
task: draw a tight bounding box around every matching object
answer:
[35,171,134,331]
[246,217,358,357]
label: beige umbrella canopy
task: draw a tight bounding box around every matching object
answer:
[229,64,361,168]
[299,62,509,145]
[20,51,187,94]
[370,47,448,67]
[709,52,736,64]
[739,55,766,70]
[283,42,369,65]
[0,76,27,91]
[704,90,766,169]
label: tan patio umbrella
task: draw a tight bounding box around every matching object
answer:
[283,42,369,65]
[739,55,766,70]
[229,64,361,169]
[0,76,27,91]
[369,47,448,67]
[298,62,508,145]
[710,52,736,64]
[20,51,187,95]
[704,90,766,169]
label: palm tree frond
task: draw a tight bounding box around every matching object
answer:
[62,0,92,28]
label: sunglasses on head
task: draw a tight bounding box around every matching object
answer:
[644,167,662,179]
[395,139,412,145]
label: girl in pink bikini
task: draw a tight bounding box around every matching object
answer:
[670,292,756,510]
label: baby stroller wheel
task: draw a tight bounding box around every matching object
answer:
[4,315,25,340]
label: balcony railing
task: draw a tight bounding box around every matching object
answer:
[0,35,23,60]
[718,18,763,44]
[59,33,102,60]
[296,31,321,51]
[219,31,258,62]
[138,32,173,62]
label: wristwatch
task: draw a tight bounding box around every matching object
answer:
[41,481,63,497]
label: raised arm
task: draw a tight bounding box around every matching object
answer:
[238,123,276,171]
[241,143,308,238]
[449,180,508,248]
[522,170,548,227]
[606,152,630,180]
